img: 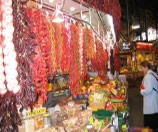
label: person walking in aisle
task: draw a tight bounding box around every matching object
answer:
[140,61,158,131]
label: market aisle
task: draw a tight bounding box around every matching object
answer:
[127,78,144,127]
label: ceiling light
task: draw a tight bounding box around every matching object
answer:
[132,17,140,30]
[38,4,42,9]
[132,24,140,30]
[82,15,86,19]
[38,0,43,9]
[49,0,54,3]
[70,7,76,12]
[52,4,64,23]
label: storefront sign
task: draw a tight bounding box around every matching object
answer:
[136,42,158,51]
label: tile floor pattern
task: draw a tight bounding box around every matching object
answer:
[127,78,144,127]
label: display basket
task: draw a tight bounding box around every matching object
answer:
[93,110,123,126]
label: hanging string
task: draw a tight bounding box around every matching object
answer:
[89,8,92,25]
[80,3,83,19]
[97,20,100,36]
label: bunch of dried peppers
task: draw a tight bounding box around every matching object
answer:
[26,9,51,101]
[69,24,81,95]
[92,39,108,78]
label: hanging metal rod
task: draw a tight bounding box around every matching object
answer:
[30,0,105,44]
[96,11,106,29]
[73,0,107,33]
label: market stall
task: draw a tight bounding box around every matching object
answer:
[119,42,158,80]
[0,0,129,131]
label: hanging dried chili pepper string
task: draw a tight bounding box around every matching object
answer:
[53,23,60,71]
[69,24,81,95]
[83,28,88,59]
[53,23,63,73]
[0,92,21,132]
[0,0,40,130]
[78,23,83,75]
[26,9,48,102]
[38,11,52,77]
[82,27,88,79]
[12,1,37,107]
[48,22,57,74]
[87,28,96,60]
[43,16,53,77]
[75,24,82,92]
[61,24,70,73]
[91,39,108,79]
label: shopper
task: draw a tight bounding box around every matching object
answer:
[140,61,158,131]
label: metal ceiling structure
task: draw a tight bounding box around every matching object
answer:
[29,0,116,43]
[120,0,158,42]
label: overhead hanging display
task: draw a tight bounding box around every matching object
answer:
[75,0,121,41]
[0,0,123,131]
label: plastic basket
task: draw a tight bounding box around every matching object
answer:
[93,110,123,126]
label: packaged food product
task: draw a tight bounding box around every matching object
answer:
[51,112,58,126]
[24,118,34,132]
[34,115,44,130]
[41,127,57,132]
[43,113,51,128]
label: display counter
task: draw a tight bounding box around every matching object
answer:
[18,76,129,132]
[120,71,143,80]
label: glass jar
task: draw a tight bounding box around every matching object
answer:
[43,113,51,128]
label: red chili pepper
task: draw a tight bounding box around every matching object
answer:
[26,9,51,102]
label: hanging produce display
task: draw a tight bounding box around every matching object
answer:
[53,23,64,73]
[0,0,22,131]
[79,23,84,75]
[114,44,121,71]
[0,1,6,95]
[26,9,52,77]
[92,39,108,78]
[0,92,21,132]
[69,24,81,95]
[79,0,121,41]
[61,24,70,73]
[1,0,20,95]
[82,28,88,79]
[105,0,121,41]
[12,3,38,106]
[49,22,57,73]
[87,29,96,59]
[83,27,96,60]
[26,9,50,101]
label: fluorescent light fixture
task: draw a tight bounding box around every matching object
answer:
[52,4,64,23]
[132,17,140,30]
[132,24,140,30]
[49,0,54,3]
[38,0,43,8]
[82,15,86,19]
[38,4,42,8]
[70,7,76,12]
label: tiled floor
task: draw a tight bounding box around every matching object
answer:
[127,78,144,127]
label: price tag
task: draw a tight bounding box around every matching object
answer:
[25,107,46,118]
